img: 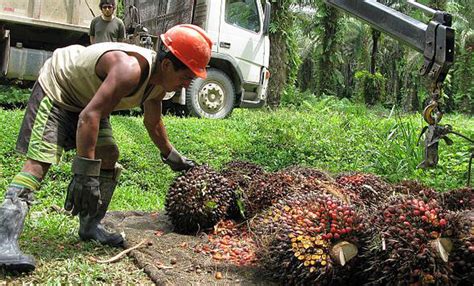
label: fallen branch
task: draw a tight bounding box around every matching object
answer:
[89,239,148,264]
[156,263,174,270]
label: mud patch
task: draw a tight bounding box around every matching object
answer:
[103,211,276,285]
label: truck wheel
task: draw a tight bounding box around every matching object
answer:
[185,68,235,119]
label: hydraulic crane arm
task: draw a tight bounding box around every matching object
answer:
[325,0,455,90]
[325,1,474,185]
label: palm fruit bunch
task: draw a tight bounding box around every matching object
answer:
[165,165,235,234]
[441,187,474,211]
[395,179,441,201]
[241,171,306,218]
[446,210,473,284]
[358,194,453,285]
[220,161,266,220]
[220,160,266,189]
[252,190,363,285]
[335,172,393,208]
[282,166,335,183]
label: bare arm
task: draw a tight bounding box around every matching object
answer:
[143,97,173,157]
[89,19,96,44]
[118,20,126,42]
[76,51,143,159]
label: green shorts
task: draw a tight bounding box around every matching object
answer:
[15,82,117,164]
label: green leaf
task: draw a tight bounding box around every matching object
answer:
[237,197,246,218]
[205,201,217,210]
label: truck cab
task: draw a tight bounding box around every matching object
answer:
[125,0,271,119]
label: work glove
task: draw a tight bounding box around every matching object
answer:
[161,148,195,171]
[64,156,102,217]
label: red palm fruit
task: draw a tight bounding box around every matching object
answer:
[252,189,363,285]
[352,193,453,285]
[336,172,393,209]
[441,187,474,211]
[446,210,473,284]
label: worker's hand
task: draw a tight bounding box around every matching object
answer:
[161,148,195,171]
[64,156,102,217]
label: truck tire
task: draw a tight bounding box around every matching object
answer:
[185,68,235,119]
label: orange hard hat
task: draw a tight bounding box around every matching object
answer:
[160,24,212,79]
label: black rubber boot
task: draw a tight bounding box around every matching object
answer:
[78,164,124,247]
[0,187,35,272]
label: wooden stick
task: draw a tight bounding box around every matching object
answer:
[89,239,148,264]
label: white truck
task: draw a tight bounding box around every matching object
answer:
[124,0,271,118]
[0,0,101,81]
[0,0,271,119]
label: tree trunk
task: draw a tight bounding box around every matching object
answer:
[407,81,420,112]
[266,0,295,108]
[267,31,288,107]
[317,5,340,96]
[370,28,381,74]
[394,46,404,105]
[343,60,354,98]
[297,56,313,92]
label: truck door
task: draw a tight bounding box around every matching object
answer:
[217,0,266,84]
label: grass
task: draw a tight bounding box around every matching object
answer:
[0,85,30,109]
[0,98,473,284]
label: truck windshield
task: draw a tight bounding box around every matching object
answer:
[225,0,261,33]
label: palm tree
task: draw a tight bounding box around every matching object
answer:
[337,16,370,98]
[447,0,474,113]
[267,0,300,107]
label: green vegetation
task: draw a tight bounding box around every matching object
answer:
[0,97,473,283]
[0,85,30,108]
[271,0,473,114]
[354,70,387,106]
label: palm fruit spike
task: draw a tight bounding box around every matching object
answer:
[242,171,307,219]
[220,160,265,189]
[335,172,393,208]
[252,189,363,285]
[357,194,453,285]
[220,161,266,220]
[447,210,473,284]
[165,165,234,234]
[395,179,441,201]
[283,166,351,204]
[282,166,335,183]
[440,187,474,211]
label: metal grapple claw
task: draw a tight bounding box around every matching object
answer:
[418,124,452,168]
[423,101,443,125]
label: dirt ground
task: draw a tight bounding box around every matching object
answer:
[103,211,277,285]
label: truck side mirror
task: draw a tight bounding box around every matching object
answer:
[263,1,271,35]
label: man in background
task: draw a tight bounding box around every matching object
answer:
[90,0,125,44]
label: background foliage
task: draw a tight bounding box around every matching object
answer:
[0,85,30,108]
[270,0,473,114]
[354,70,386,105]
